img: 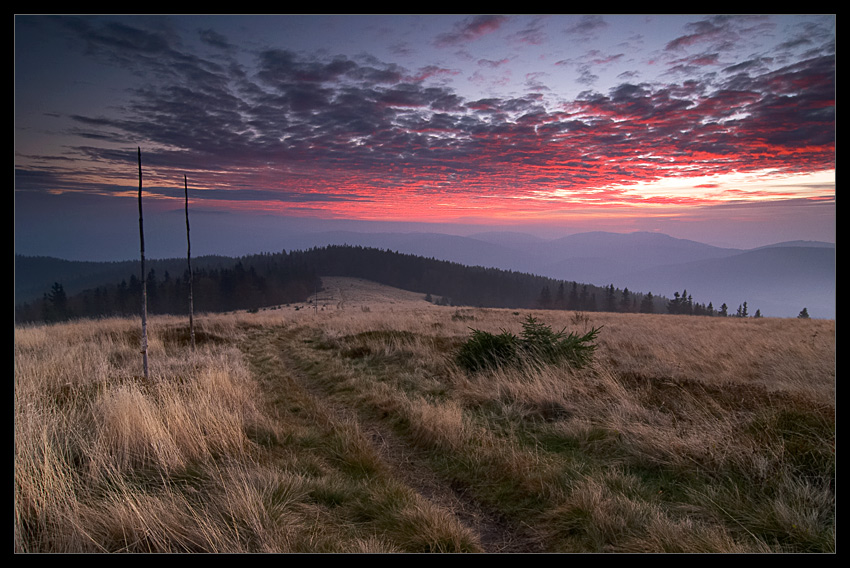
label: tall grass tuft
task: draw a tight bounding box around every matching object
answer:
[14,316,273,552]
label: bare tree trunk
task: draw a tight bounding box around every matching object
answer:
[185,174,195,351]
[138,148,149,380]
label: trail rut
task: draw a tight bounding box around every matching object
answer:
[243,325,542,553]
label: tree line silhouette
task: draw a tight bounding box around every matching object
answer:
[15,252,320,323]
[287,245,665,313]
[16,245,777,324]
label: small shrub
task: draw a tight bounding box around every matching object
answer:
[451,310,475,322]
[455,328,521,372]
[456,315,601,373]
[520,315,600,369]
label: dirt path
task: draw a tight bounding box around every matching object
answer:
[244,324,542,553]
[347,398,539,553]
[348,402,534,553]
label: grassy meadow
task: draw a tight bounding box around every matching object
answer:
[14,278,835,553]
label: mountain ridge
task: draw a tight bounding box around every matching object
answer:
[15,231,835,318]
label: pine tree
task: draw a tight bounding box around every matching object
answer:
[579,285,589,311]
[538,285,552,309]
[568,282,579,310]
[555,282,566,310]
[605,284,617,312]
[640,291,654,314]
[620,287,631,312]
[798,307,810,319]
[667,291,682,314]
[45,282,70,322]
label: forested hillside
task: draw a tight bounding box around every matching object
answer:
[16,246,672,323]
[14,252,320,323]
[15,254,240,304]
[290,245,627,310]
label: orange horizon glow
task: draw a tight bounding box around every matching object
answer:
[133,164,835,223]
[15,15,834,246]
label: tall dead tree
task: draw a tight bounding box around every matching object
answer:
[184,174,195,350]
[138,148,149,380]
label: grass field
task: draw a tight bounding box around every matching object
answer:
[14,278,835,553]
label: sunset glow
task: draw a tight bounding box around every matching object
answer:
[15,15,835,259]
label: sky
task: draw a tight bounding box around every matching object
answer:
[15,14,835,261]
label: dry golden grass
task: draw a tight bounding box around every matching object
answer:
[15,278,835,552]
[14,314,276,552]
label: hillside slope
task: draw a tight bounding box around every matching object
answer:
[15,231,835,319]
[607,246,835,318]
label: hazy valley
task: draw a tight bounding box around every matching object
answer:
[16,230,835,319]
[278,230,834,319]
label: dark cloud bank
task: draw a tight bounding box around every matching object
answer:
[16,16,835,212]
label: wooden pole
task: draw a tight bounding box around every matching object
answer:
[185,174,195,351]
[138,148,149,380]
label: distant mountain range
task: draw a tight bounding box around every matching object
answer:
[261,229,833,318]
[15,230,835,319]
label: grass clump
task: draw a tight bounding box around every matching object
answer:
[456,315,601,373]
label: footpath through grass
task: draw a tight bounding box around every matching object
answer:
[274,311,835,553]
[236,324,485,552]
[14,308,834,553]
